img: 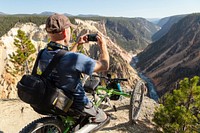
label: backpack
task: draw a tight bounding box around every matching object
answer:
[17,49,73,115]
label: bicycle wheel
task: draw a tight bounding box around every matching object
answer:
[129,80,145,124]
[19,116,65,133]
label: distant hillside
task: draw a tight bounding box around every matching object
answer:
[0,12,6,15]
[0,16,78,37]
[38,12,72,17]
[146,18,161,25]
[152,14,187,41]
[39,11,56,16]
[105,17,159,53]
[0,16,46,37]
[136,13,200,96]
[156,17,170,27]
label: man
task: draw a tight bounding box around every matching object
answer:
[39,13,109,129]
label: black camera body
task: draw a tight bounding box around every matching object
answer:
[87,34,97,41]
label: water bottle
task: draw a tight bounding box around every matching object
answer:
[117,83,122,92]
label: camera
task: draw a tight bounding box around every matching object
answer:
[87,34,97,41]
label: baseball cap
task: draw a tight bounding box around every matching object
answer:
[45,13,77,34]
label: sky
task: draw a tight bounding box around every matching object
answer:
[1,0,200,18]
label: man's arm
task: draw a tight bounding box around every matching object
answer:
[70,34,88,52]
[73,33,109,72]
[93,34,109,72]
[70,43,79,52]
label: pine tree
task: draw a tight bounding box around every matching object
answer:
[9,29,36,75]
[153,76,200,132]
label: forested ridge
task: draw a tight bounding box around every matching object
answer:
[0,15,78,37]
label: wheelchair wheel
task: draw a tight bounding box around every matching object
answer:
[19,117,65,133]
[129,80,145,124]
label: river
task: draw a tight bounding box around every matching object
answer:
[131,56,159,101]
[139,73,159,101]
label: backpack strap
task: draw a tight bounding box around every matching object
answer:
[31,49,66,78]
[41,50,66,78]
[31,49,45,75]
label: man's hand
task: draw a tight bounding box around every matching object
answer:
[76,34,89,45]
[70,34,88,52]
[96,33,106,47]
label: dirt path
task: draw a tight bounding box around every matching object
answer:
[0,97,158,133]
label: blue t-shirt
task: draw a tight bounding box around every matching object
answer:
[39,48,96,110]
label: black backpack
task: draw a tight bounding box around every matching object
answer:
[17,49,73,115]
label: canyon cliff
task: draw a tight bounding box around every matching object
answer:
[137,13,200,96]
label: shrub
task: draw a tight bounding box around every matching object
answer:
[153,76,200,133]
[9,29,36,75]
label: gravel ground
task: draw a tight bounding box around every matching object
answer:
[0,96,159,133]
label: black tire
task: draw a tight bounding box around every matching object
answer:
[19,117,65,133]
[129,80,145,124]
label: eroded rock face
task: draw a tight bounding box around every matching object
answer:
[137,14,200,96]
[0,19,139,99]
[0,41,6,76]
